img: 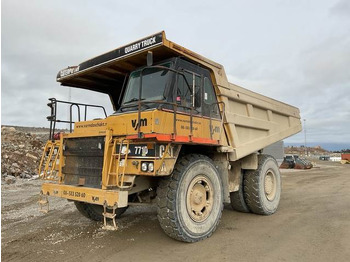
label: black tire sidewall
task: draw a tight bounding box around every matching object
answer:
[176,158,223,239]
[230,170,250,213]
[89,204,128,219]
[74,201,128,221]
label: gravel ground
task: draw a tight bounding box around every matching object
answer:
[1,161,350,262]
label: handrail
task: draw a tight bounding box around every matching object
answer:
[119,100,200,139]
[118,99,223,142]
[46,98,107,140]
[120,64,224,141]
[121,65,195,139]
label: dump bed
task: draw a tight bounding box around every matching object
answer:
[218,83,301,161]
[56,31,301,161]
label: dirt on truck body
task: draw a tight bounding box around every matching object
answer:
[38,31,301,242]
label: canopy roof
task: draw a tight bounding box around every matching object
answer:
[57,31,223,93]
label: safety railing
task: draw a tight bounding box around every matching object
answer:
[46,98,107,140]
[119,65,225,142]
[120,99,225,143]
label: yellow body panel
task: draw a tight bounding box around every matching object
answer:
[41,183,128,207]
[55,110,223,188]
[71,109,224,144]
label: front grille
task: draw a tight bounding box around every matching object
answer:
[62,136,105,188]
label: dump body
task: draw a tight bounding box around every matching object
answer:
[219,83,301,160]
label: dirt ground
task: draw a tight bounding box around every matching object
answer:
[2,161,350,262]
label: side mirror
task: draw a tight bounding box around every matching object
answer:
[147,51,153,66]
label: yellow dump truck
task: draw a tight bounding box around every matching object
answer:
[39,31,301,242]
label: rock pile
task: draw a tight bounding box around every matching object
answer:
[1,126,48,184]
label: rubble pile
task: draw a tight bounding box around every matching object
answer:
[1,126,48,184]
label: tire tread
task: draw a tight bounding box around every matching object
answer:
[156,154,223,242]
[243,154,279,215]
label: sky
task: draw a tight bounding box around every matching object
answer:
[1,0,350,149]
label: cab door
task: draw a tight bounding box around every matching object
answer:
[173,59,221,141]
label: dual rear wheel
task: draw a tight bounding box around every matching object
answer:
[230,155,281,215]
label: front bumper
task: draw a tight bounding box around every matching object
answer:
[41,183,128,207]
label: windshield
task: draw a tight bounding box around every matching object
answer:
[122,63,171,105]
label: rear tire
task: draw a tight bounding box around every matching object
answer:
[74,201,128,221]
[230,170,250,213]
[244,155,281,215]
[156,154,223,242]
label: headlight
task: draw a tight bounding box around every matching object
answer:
[148,162,154,172]
[141,162,154,172]
[141,162,148,172]
[121,146,127,155]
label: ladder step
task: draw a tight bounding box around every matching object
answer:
[38,200,48,205]
[106,139,130,187]
[103,212,116,219]
[112,154,126,157]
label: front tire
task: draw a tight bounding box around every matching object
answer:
[74,201,128,221]
[244,155,281,215]
[156,154,223,242]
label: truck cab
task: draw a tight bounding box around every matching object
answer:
[118,57,220,119]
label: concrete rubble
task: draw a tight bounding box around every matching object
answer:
[1,126,48,184]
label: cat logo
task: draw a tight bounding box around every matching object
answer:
[131,118,148,130]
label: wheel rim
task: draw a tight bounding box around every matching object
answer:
[186,175,214,222]
[264,170,277,201]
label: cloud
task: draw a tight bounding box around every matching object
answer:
[330,0,350,17]
[300,36,350,87]
[1,0,349,146]
[1,0,116,127]
[226,32,350,144]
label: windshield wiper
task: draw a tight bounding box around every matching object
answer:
[123,98,145,104]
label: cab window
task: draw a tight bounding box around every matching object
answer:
[202,77,220,118]
[175,71,201,114]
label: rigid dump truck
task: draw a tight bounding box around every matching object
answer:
[38,31,301,242]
